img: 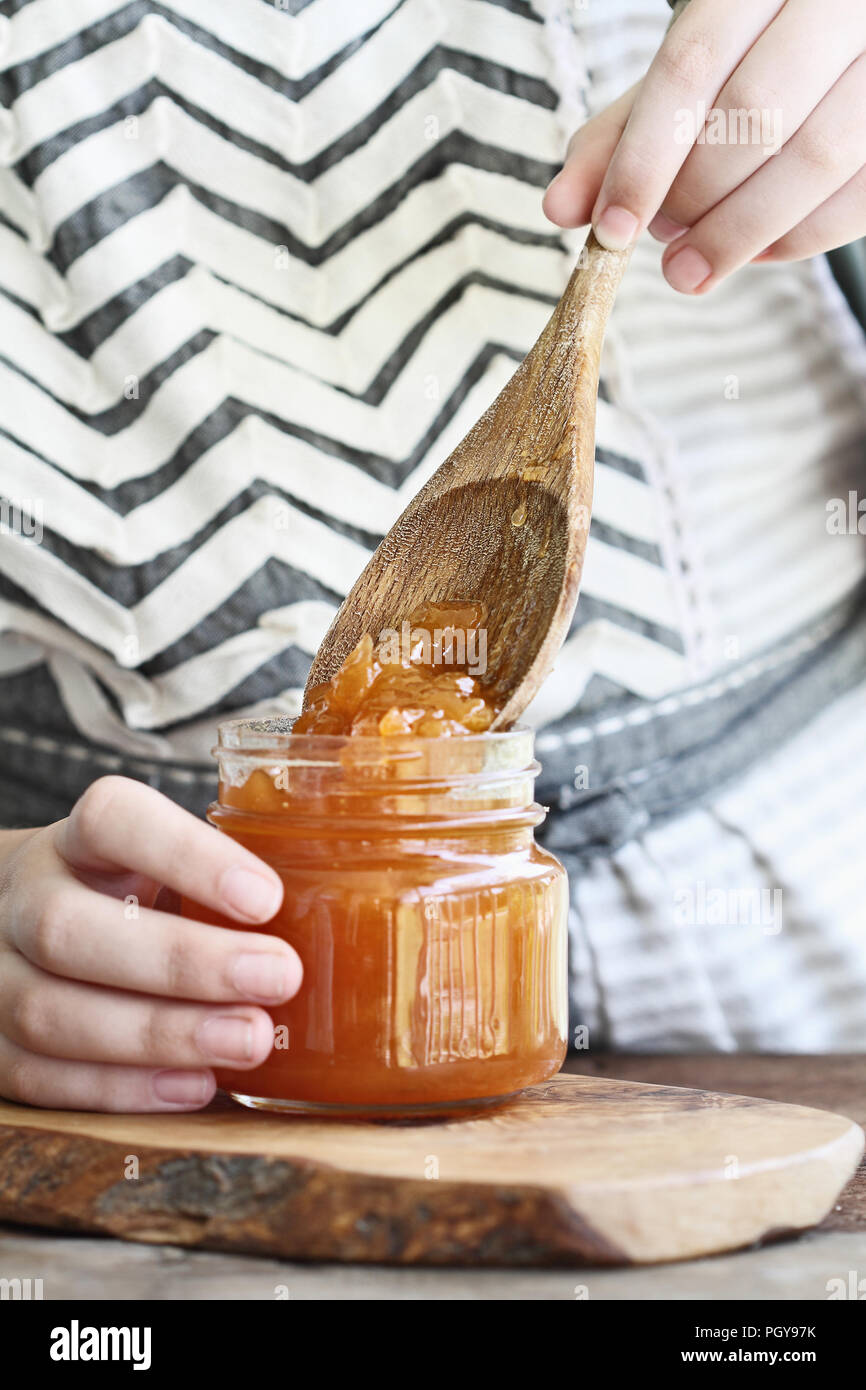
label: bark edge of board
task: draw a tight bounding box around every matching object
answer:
[0,1074,861,1267]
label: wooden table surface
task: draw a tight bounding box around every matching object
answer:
[2,1055,864,1301]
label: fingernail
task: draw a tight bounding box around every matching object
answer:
[153,1070,210,1105]
[664,245,712,293]
[648,212,688,243]
[197,1015,255,1063]
[219,865,281,921]
[594,204,639,251]
[232,951,297,1003]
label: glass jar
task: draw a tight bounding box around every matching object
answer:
[185,718,568,1117]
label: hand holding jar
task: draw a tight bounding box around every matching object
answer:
[0,606,569,1117]
[0,777,302,1111]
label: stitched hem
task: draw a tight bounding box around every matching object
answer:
[536,582,864,752]
[0,724,214,785]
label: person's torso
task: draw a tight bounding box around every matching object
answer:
[0,0,864,827]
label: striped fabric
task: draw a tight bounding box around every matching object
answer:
[0,0,695,763]
[567,679,866,1052]
[0,0,863,771]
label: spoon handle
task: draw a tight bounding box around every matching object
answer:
[555,232,631,360]
[513,232,630,501]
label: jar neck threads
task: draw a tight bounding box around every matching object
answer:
[211,720,545,829]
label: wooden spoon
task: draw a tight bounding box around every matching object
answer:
[304,232,631,728]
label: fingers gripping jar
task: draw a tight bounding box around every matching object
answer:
[188,719,568,1117]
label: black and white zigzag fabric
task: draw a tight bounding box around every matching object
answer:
[0,0,864,774]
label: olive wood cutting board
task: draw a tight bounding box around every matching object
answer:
[0,1074,861,1266]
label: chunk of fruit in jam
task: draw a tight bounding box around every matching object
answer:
[294,600,501,736]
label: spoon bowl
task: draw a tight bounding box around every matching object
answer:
[305,233,630,727]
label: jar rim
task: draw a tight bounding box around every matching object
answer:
[214,715,531,754]
[212,717,539,809]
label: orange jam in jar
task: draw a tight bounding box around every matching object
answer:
[186,603,567,1116]
[189,721,568,1117]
